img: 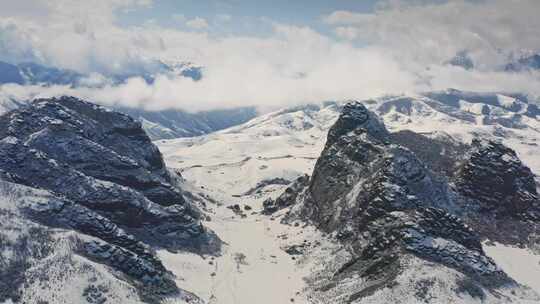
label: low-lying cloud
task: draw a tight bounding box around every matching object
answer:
[0,0,540,112]
[325,0,540,69]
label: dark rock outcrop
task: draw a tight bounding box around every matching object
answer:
[454,139,540,245]
[456,139,539,217]
[390,130,470,177]
[243,177,292,196]
[276,101,540,302]
[0,96,220,301]
[262,175,310,214]
[0,96,181,206]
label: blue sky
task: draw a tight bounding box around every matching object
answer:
[119,0,379,36]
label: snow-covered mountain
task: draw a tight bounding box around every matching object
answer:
[0,59,258,140]
[374,90,540,174]
[506,53,540,72]
[153,89,540,304]
[0,60,202,86]
[442,50,540,72]
[0,97,220,303]
[0,93,258,141]
[266,102,539,303]
[1,89,539,304]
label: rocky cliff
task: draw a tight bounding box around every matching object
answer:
[266,101,540,303]
[0,96,220,303]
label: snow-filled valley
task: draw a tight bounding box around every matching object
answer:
[3,1,540,302]
[156,104,340,304]
[1,91,540,303]
[154,92,540,303]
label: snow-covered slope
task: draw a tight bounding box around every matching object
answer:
[155,103,341,304]
[155,90,540,304]
[484,242,540,294]
[2,89,538,303]
[157,103,340,196]
[0,97,219,304]
[0,94,25,115]
[373,91,540,174]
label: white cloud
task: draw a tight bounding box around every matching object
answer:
[0,0,539,113]
[324,0,540,69]
[334,26,360,41]
[0,0,164,71]
[323,10,375,25]
[0,22,419,111]
[186,17,209,30]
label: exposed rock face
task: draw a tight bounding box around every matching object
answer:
[0,96,180,205]
[306,102,453,232]
[277,101,540,302]
[262,174,310,214]
[0,96,220,301]
[454,139,540,245]
[389,130,470,177]
[456,139,539,217]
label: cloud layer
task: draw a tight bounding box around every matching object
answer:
[326,0,540,69]
[0,0,539,112]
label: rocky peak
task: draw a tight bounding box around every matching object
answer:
[275,100,540,302]
[451,139,540,245]
[0,96,220,301]
[307,102,391,226]
[0,96,183,206]
[326,101,389,147]
[307,101,451,232]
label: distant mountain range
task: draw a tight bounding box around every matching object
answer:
[0,59,202,86]
[0,60,259,139]
[0,61,85,86]
[505,54,540,72]
[118,106,258,139]
[1,56,540,142]
[446,51,540,72]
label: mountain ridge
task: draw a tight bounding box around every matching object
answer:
[0,96,220,303]
[262,101,539,303]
